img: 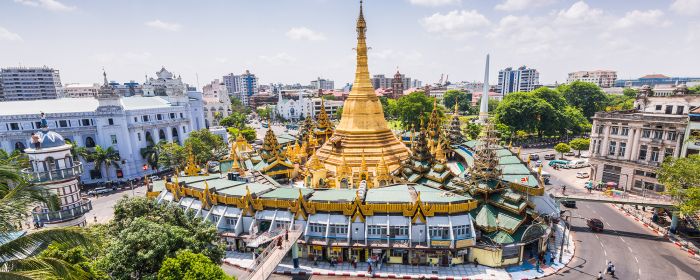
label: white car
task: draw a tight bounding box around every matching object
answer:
[576,172,589,178]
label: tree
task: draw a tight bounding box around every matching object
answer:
[39,241,109,280]
[464,122,482,140]
[658,155,700,216]
[689,85,700,94]
[558,81,607,119]
[494,91,558,138]
[256,106,272,120]
[395,92,442,129]
[569,138,590,156]
[141,141,165,171]
[443,90,473,114]
[230,98,249,114]
[561,106,591,134]
[554,143,571,158]
[184,129,227,164]
[335,106,343,119]
[213,112,223,126]
[158,250,233,280]
[219,112,247,129]
[622,88,638,98]
[227,127,256,142]
[604,94,634,111]
[80,145,121,181]
[157,143,187,171]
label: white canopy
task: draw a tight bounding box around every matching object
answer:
[366,215,388,226]
[427,216,450,227]
[275,211,294,222]
[449,214,472,226]
[389,216,410,226]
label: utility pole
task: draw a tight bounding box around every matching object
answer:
[559,210,571,263]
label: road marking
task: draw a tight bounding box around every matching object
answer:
[634,256,639,263]
[603,250,607,257]
[627,246,633,252]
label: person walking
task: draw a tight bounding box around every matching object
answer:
[610,265,615,277]
[562,185,567,195]
[597,271,603,280]
[367,263,373,274]
[285,229,289,241]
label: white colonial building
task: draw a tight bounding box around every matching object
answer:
[275,90,343,121]
[588,84,700,193]
[202,79,232,128]
[0,70,206,183]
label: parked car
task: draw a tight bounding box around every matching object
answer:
[534,160,543,167]
[566,159,590,169]
[587,218,604,231]
[548,160,570,167]
[87,187,110,196]
[544,154,556,160]
[561,200,577,208]
[576,171,589,178]
[529,154,540,160]
[541,171,551,184]
[149,175,161,181]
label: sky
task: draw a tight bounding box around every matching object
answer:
[1,0,699,88]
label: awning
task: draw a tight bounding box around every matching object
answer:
[427,216,450,227]
[308,213,330,224]
[189,200,202,210]
[255,210,276,220]
[162,192,174,202]
[388,216,410,226]
[366,215,388,226]
[223,207,241,217]
[179,197,194,207]
[449,214,471,226]
[275,211,294,222]
[329,214,348,225]
[210,205,226,216]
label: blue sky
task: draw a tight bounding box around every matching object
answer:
[1,0,699,87]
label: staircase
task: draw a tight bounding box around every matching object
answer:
[246,227,284,248]
[244,225,303,280]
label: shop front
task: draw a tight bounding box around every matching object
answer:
[389,249,409,264]
[327,246,346,263]
[308,245,326,261]
[350,247,366,262]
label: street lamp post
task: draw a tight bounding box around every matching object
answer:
[559,210,571,263]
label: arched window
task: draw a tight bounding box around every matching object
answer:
[145,131,153,144]
[172,127,179,137]
[85,137,96,148]
[46,157,57,171]
[159,129,166,140]
[14,142,26,152]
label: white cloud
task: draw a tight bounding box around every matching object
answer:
[614,10,670,29]
[555,1,603,24]
[494,0,555,12]
[370,49,423,61]
[259,52,296,64]
[145,20,181,31]
[14,0,75,12]
[285,27,326,41]
[0,26,22,42]
[670,0,700,16]
[90,52,152,63]
[421,10,490,39]
[408,0,460,6]
[488,15,556,53]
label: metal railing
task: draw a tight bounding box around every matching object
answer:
[22,162,83,183]
[244,224,303,280]
[32,198,92,224]
[551,186,675,207]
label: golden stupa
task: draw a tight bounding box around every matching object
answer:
[314,2,410,174]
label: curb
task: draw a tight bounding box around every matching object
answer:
[526,230,577,279]
[275,270,489,279]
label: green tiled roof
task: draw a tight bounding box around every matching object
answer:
[491,193,527,213]
[488,230,515,244]
[501,175,538,187]
[188,178,243,190]
[500,164,531,175]
[366,188,412,203]
[260,187,313,200]
[497,211,524,232]
[475,204,497,229]
[177,174,221,184]
[309,189,358,202]
[217,183,274,197]
[498,156,521,165]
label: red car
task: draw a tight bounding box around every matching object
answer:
[587,218,604,231]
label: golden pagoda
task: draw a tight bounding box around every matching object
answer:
[314,2,410,175]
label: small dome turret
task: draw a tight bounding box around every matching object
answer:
[36,131,66,149]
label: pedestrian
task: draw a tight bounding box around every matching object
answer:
[93,215,97,223]
[549,254,554,265]
[31,133,40,149]
[285,229,289,241]
[597,271,603,280]
[610,265,615,277]
[314,256,318,266]
[352,257,357,269]
[474,258,478,267]
[277,237,282,249]
[562,185,567,195]
[367,263,373,274]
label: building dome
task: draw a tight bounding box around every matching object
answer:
[37,131,66,149]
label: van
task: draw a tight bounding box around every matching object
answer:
[566,159,589,169]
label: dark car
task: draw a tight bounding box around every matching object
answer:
[529,154,540,161]
[561,200,577,208]
[587,218,604,231]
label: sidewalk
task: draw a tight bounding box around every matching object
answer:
[223,223,575,280]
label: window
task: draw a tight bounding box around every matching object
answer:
[618,142,626,156]
[638,145,647,160]
[142,115,149,122]
[170,113,176,119]
[58,120,68,128]
[608,141,617,156]
[137,133,142,141]
[157,114,163,121]
[309,223,326,234]
[664,148,674,158]
[110,135,117,144]
[182,126,187,133]
[429,226,450,240]
[134,117,138,122]
[9,123,20,130]
[667,131,677,141]
[653,130,663,140]
[651,147,660,162]
[108,118,114,125]
[655,105,662,111]
[665,105,673,114]
[634,170,645,176]
[329,224,348,235]
[225,217,236,225]
[452,225,470,238]
[610,126,619,135]
[389,226,408,237]
[621,127,629,136]
[81,119,91,126]
[180,113,184,118]
[210,215,220,223]
[596,126,603,134]
[642,130,651,138]
[676,106,684,115]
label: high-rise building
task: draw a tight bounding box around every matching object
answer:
[567,70,617,88]
[497,66,539,95]
[223,70,258,106]
[372,73,412,90]
[311,77,335,90]
[0,66,63,101]
[202,79,231,127]
[222,73,241,96]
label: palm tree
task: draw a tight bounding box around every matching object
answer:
[0,163,92,279]
[76,145,120,181]
[140,141,164,171]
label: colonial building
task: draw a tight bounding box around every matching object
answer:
[0,70,206,183]
[589,84,700,193]
[202,79,232,128]
[275,90,342,121]
[567,70,617,88]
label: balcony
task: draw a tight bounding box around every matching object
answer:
[21,162,83,183]
[32,198,92,224]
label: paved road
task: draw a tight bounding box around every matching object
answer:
[523,149,700,280]
[86,184,146,225]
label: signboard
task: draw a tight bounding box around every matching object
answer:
[455,239,473,248]
[431,240,452,248]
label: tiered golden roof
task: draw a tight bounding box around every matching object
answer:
[314,2,410,175]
